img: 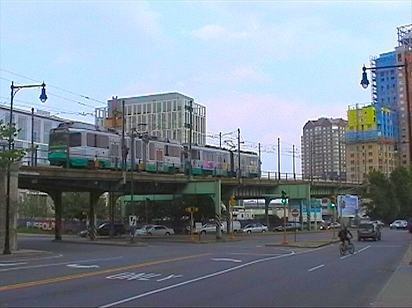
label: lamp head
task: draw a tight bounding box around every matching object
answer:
[39,82,47,103]
[360,65,369,89]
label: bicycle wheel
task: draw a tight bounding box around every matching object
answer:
[339,243,346,255]
[348,243,355,254]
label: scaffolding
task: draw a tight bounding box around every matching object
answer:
[397,24,412,48]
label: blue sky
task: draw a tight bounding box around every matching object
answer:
[1,1,411,174]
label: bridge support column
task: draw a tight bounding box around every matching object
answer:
[264,198,271,229]
[306,186,311,231]
[89,191,101,240]
[49,191,62,241]
[108,192,116,238]
[212,180,222,240]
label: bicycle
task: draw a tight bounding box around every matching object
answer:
[339,240,355,255]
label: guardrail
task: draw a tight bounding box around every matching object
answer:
[15,147,362,185]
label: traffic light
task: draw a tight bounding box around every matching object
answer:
[330,196,336,209]
[281,190,287,205]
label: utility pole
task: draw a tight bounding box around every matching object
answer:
[219,132,222,148]
[188,100,193,178]
[292,144,296,180]
[31,108,34,166]
[122,99,126,171]
[258,143,261,178]
[237,128,241,179]
[277,137,281,181]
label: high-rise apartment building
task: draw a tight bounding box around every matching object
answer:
[345,103,396,182]
[95,92,206,146]
[370,24,412,166]
[394,25,412,165]
[301,117,347,181]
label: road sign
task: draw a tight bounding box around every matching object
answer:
[129,215,137,227]
[291,209,299,217]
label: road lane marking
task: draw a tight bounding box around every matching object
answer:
[0,256,123,272]
[0,262,28,267]
[211,258,242,263]
[357,245,371,253]
[0,253,211,292]
[157,274,182,282]
[67,264,100,269]
[228,252,283,256]
[98,251,296,308]
[308,264,324,272]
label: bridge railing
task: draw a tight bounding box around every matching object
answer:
[17,147,363,185]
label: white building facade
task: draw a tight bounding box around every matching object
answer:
[95,92,207,146]
[0,106,66,165]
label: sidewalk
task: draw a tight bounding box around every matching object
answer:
[372,243,412,307]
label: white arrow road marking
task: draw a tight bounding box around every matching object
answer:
[308,264,324,272]
[0,262,28,267]
[211,258,242,263]
[67,264,100,269]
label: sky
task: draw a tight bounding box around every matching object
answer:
[1,0,411,175]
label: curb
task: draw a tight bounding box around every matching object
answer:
[0,250,57,261]
[265,239,340,248]
[55,239,148,247]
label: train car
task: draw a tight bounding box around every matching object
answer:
[183,143,260,178]
[48,121,183,173]
[48,121,122,168]
[183,144,231,177]
[48,121,259,178]
[143,136,183,173]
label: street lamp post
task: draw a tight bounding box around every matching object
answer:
[3,81,47,255]
[361,63,412,164]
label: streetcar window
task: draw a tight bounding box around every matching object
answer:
[49,132,69,146]
[86,133,109,148]
[87,133,95,147]
[97,135,109,148]
[69,133,81,147]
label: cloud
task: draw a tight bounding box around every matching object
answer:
[191,24,247,41]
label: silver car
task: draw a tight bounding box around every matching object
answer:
[134,224,154,236]
[389,220,408,229]
[241,223,268,233]
[146,225,175,236]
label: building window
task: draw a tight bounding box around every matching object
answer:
[17,116,28,140]
[33,119,41,143]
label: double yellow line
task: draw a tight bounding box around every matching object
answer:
[0,253,211,292]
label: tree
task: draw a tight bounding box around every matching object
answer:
[365,166,412,223]
[0,120,27,168]
[18,192,53,218]
[390,165,412,219]
[61,192,108,220]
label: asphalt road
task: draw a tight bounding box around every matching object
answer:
[0,229,410,307]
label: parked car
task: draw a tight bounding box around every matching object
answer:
[78,229,89,237]
[273,222,301,232]
[196,223,224,235]
[146,225,175,236]
[96,222,126,236]
[370,220,385,228]
[389,220,408,230]
[134,224,154,236]
[327,222,341,229]
[195,221,241,234]
[241,223,268,233]
[357,222,381,241]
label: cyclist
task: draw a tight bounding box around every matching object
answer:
[338,225,353,246]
